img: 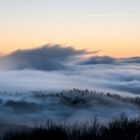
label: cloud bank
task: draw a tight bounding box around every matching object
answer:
[0,44,140,95]
[0,44,95,71]
[78,56,140,65]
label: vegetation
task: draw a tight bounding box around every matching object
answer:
[3,114,140,140]
[1,89,140,140]
[1,89,140,107]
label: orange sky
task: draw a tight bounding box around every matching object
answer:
[0,0,140,57]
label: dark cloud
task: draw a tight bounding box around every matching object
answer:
[121,57,140,63]
[78,56,116,65]
[0,44,95,71]
[78,56,140,65]
[1,44,139,71]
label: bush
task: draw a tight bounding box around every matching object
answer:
[3,114,140,140]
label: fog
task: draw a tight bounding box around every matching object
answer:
[0,89,139,127]
[0,45,140,133]
[0,63,140,96]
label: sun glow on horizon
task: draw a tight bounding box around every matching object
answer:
[0,0,140,57]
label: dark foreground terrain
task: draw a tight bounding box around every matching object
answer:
[3,114,140,140]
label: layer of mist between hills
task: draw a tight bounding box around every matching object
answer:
[0,89,140,127]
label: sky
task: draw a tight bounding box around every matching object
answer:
[0,0,140,57]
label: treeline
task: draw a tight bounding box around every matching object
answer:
[3,114,140,140]
[1,88,140,107]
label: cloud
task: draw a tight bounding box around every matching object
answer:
[88,14,136,17]
[0,44,140,95]
[0,44,95,71]
[121,57,140,63]
[78,56,140,65]
[78,56,116,65]
[0,63,140,96]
